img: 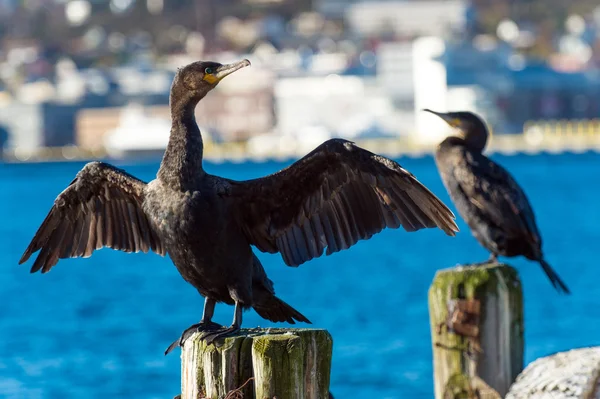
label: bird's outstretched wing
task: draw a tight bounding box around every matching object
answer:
[223,139,458,266]
[19,161,166,273]
[453,149,540,244]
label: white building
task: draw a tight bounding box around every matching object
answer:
[345,1,466,38]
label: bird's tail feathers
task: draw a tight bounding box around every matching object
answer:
[253,296,311,324]
[539,259,570,294]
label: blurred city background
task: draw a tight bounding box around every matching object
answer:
[1,0,600,162]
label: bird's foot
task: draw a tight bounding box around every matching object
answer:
[164,321,223,355]
[471,255,497,267]
[471,260,490,267]
[200,325,240,345]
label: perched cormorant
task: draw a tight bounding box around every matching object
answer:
[424,109,569,294]
[19,59,460,355]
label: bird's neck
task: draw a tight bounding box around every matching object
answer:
[441,134,486,153]
[158,92,206,191]
[465,132,487,153]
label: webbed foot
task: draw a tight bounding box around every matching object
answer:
[165,321,222,355]
[471,253,498,267]
[471,260,490,266]
[201,325,241,345]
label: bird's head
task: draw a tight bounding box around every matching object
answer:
[423,109,490,152]
[172,59,251,100]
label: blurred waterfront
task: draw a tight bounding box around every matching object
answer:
[1,0,600,161]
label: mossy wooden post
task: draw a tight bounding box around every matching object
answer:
[180,328,333,399]
[428,262,524,398]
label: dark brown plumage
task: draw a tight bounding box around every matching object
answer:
[19,162,166,273]
[19,59,460,355]
[425,109,569,294]
[227,140,459,266]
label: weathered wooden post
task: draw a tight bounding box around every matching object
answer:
[180,328,333,399]
[428,262,524,398]
[507,347,600,398]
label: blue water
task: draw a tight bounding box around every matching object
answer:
[1,151,599,399]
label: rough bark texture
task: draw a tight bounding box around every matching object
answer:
[180,328,333,399]
[428,262,524,398]
[507,347,600,399]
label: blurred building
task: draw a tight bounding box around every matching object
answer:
[345,1,466,38]
[76,68,275,156]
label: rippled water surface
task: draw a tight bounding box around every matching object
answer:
[1,151,599,398]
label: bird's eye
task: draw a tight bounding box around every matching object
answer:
[204,67,213,74]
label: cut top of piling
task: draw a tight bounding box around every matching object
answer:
[180,327,333,399]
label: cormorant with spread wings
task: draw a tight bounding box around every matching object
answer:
[20,59,459,354]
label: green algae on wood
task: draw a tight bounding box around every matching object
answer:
[180,328,332,399]
[252,334,304,398]
[429,262,524,399]
[181,334,253,399]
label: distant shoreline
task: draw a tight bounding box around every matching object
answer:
[3,132,600,164]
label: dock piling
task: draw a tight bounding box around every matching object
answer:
[179,328,333,399]
[428,262,524,398]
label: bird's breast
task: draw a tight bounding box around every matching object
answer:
[143,180,226,247]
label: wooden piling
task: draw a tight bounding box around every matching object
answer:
[428,262,524,398]
[179,328,333,399]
